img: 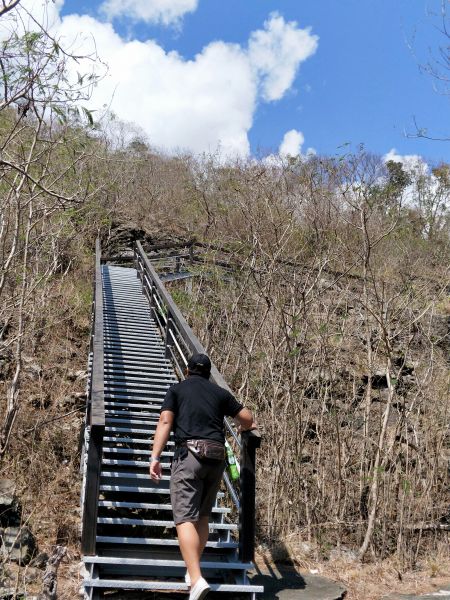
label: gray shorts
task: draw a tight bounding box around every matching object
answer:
[170,448,225,525]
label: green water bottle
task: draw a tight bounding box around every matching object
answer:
[225,440,239,481]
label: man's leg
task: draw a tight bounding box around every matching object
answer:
[195,516,209,555]
[176,521,203,587]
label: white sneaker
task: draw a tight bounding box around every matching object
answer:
[185,571,191,587]
[189,577,210,600]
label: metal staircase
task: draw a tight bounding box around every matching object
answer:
[80,241,263,599]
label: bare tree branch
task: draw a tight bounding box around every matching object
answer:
[0,0,21,18]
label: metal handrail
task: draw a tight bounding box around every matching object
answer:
[81,238,105,555]
[91,238,105,427]
[135,241,261,562]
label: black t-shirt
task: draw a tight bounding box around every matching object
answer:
[160,374,243,444]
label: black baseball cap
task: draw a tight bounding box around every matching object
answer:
[187,353,212,377]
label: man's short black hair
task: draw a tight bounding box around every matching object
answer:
[187,353,211,378]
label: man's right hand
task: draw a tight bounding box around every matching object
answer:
[150,460,162,482]
[234,407,257,433]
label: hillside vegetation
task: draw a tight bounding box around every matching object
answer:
[0,6,449,597]
[121,149,450,566]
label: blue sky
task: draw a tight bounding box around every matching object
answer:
[51,0,450,163]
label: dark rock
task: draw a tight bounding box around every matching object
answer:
[1,525,37,565]
[105,223,154,258]
[24,567,41,583]
[67,369,87,382]
[0,348,13,381]
[29,552,49,569]
[372,389,390,403]
[57,392,85,409]
[370,371,388,389]
[0,593,37,600]
[430,314,450,358]
[22,356,42,381]
[304,422,318,441]
[0,480,21,526]
[0,480,16,508]
[329,546,358,563]
[29,395,51,409]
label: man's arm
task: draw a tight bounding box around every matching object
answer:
[150,410,174,481]
[233,407,257,433]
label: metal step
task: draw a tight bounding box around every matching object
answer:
[102,448,174,457]
[99,485,224,497]
[104,373,176,384]
[105,410,163,419]
[102,436,174,446]
[104,377,173,389]
[104,426,160,435]
[103,347,166,357]
[102,459,171,469]
[98,501,230,513]
[97,518,237,530]
[104,333,163,343]
[84,556,252,570]
[104,402,162,411]
[83,579,263,593]
[103,325,161,335]
[103,320,157,330]
[103,324,161,333]
[95,536,235,548]
[104,389,167,399]
[103,358,172,370]
[102,304,151,315]
[105,393,165,402]
[100,472,171,481]
[104,339,164,349]
[99,485,173,494]
[104,367,174,378]
[105,418,159,426]
[103,349,168,358]
[104,348,167,359]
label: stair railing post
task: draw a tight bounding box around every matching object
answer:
[238,430,261,563]
[81,418,104,555]
[134,247,139,275]
[148,280,155,319]
[164,310,172,358]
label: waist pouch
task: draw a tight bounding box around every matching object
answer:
[185,439,225,461]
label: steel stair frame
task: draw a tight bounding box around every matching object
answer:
[80,240,263,598]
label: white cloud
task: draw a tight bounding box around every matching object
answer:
[7,4,318,158]
[383,150,437,207]
[0,0,63,38]
[56,16,255,156]
[383,149,428,175]
[100,0,198,26]
[261,129,315,166]
[279,129,304,157]
[248,12,318,101]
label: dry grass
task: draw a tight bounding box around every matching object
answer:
[254,542,450,599]
[323,550,450,599]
